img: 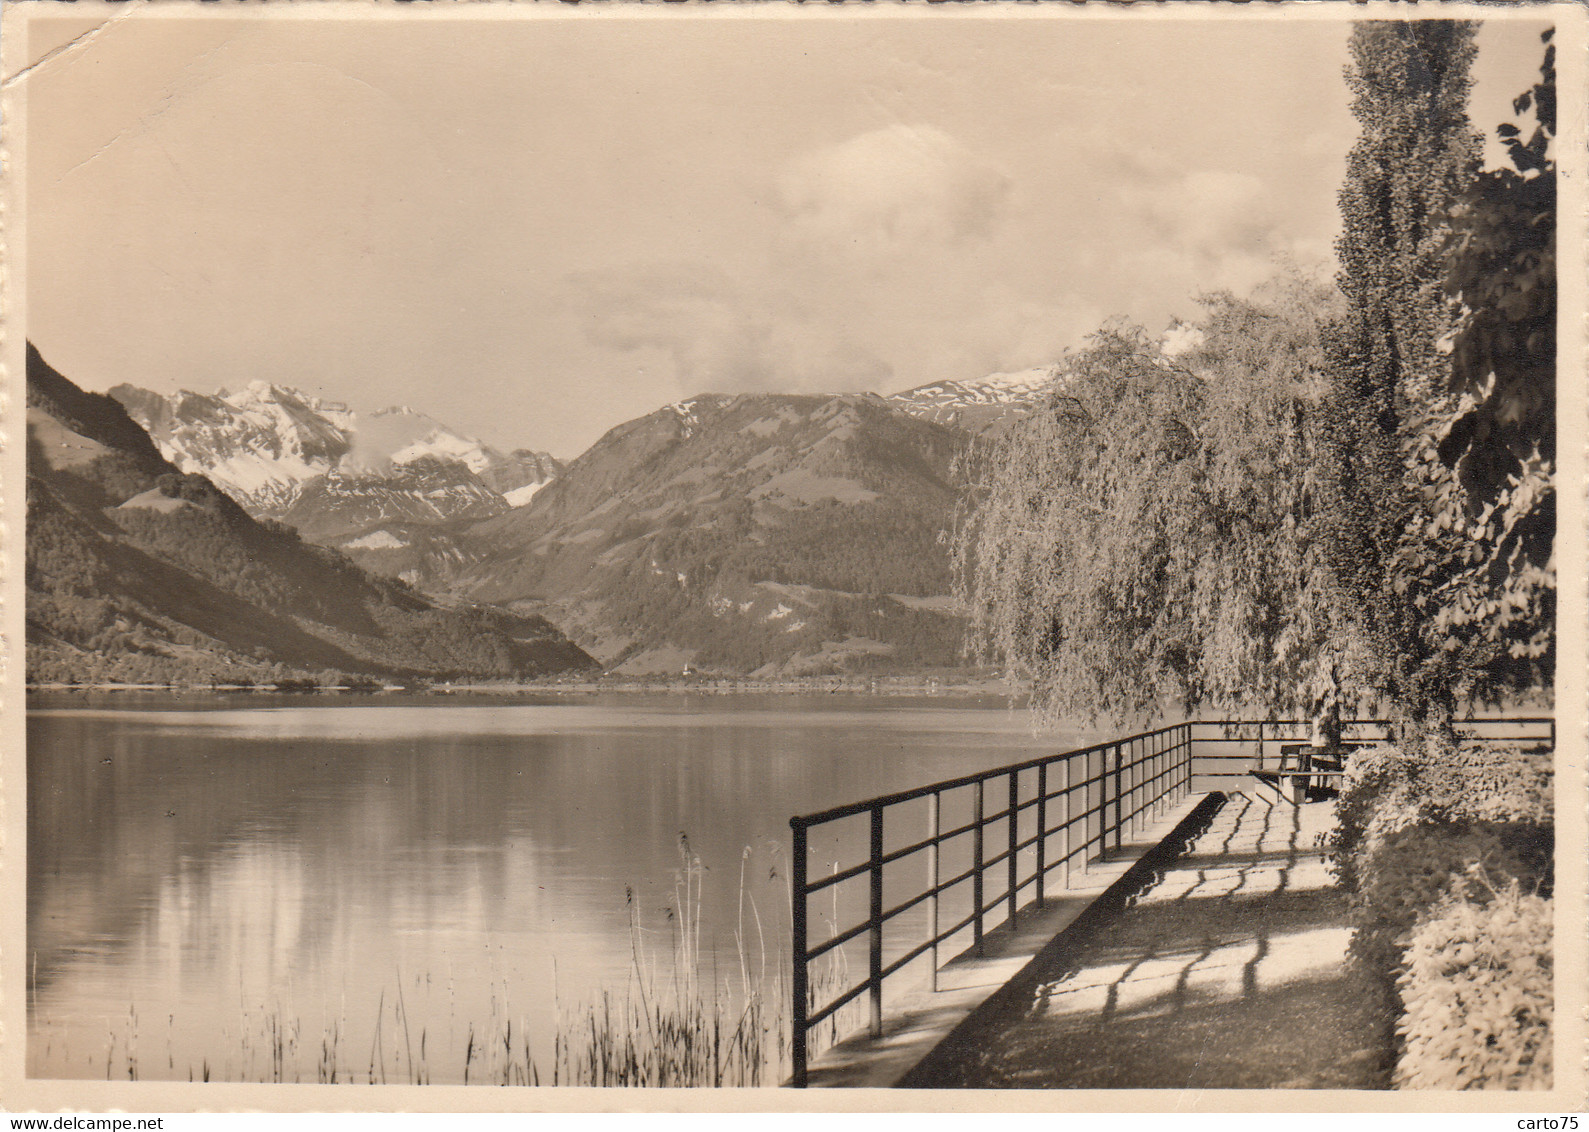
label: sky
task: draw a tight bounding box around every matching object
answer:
[16,7,1552,459]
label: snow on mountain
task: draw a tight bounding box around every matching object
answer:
[343,529,408,551]
[501,480,549,508]
[665,395,734,441]
[343,406,498,476]
[110,382,355,513]
[885,366,1059,430]
[31,345,596,684]
[109,384,562,525]
[277,461,510,543]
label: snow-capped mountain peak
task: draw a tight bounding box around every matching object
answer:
[976,366,1061,396]
[341,406,498,477]
[108,384,562,528]
[885,366,1060,431]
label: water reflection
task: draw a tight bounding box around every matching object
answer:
[28,692,1082,1083]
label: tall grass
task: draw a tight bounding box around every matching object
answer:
[542,834,865,1085]
[46,837,867,1087]
[548,835,781,1086]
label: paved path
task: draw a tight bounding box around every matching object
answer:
[803,793,1211,1088]
[901,794,1394,1090]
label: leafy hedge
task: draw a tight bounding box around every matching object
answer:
[1352,822,1543,976]
[1332,741,1552,898]
[1395,873,1552,1089]
[1331,740,1553,1089]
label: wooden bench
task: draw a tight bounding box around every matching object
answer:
[1251,741,1374,805]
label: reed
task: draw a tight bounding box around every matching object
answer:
[540,834,863,1086]
[45,838,868,1087]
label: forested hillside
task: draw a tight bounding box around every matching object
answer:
[445,392,974,676]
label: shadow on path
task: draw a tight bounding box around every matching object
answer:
[901,795,1394,1090]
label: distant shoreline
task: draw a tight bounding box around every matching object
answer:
[25,674,1029,698]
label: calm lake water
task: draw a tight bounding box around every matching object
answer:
[27,690,1090,1084]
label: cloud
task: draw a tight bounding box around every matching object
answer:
[1160,321,1206,358]
[570,262,769,390]
[1139,170,1278,258]
[774,124,1012,256]
[564,142,1329,409]
[1094,153,1314,300]
[568,261,893,396]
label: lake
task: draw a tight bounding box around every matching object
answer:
[27,690,1090,1085]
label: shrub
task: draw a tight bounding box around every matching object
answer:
[1330,739,1554,1087]
[1395,873,1552,1089]
[1331,743,1416,893]
[1352,822,1542,975]
[1409,742,1554,826]
[1332,741,1553,897]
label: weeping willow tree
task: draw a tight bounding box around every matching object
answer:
[958,21,1498,738]
[953,274,1346,730]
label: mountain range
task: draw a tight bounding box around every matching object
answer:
[72,365,1056,679]
[26,344,595,686]
[111,382,562,547]
[440,391,970,675]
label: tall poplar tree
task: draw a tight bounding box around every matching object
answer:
[1313,20,1481,738]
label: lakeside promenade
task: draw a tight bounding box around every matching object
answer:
[805,793,1392,1090]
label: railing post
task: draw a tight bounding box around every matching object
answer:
[1146,737,1154,820]
[1166,731,1174,806]
[868,804,884,1039]
[1154,732,1164,818]
[1171,728,1179,804]
[1007,771,1019,928]
[1150,737,1163,820]
[1035,762,1048,908]
[1166,729,1173,804]
[972,778,985,953]
[1137,737,1145,831]
[1095,746,1106,861]
[1131,744,1144,833]
[1085,748,1098,871]
[1120,740,1127,839]
[1164,730,1171,807]
[1125,737,1137,833]
[1061,755,1073,888]
[1146,734,1155,820]
[790,818,808,1087]
[1177,725,1186,802]
[1112,744,1123,854]
[1174,726,1182,803]
[927,791,940,992]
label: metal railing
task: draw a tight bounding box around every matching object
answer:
[785,714,1555,1086]
[787,722,1194,1087]
[1200,716,1556,772]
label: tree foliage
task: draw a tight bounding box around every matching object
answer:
[1444,27,1556,498]
[953,275,1344,727]
[955,20,1553,734]
[1429,27,1556,689]
[1313,20,1484,728]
